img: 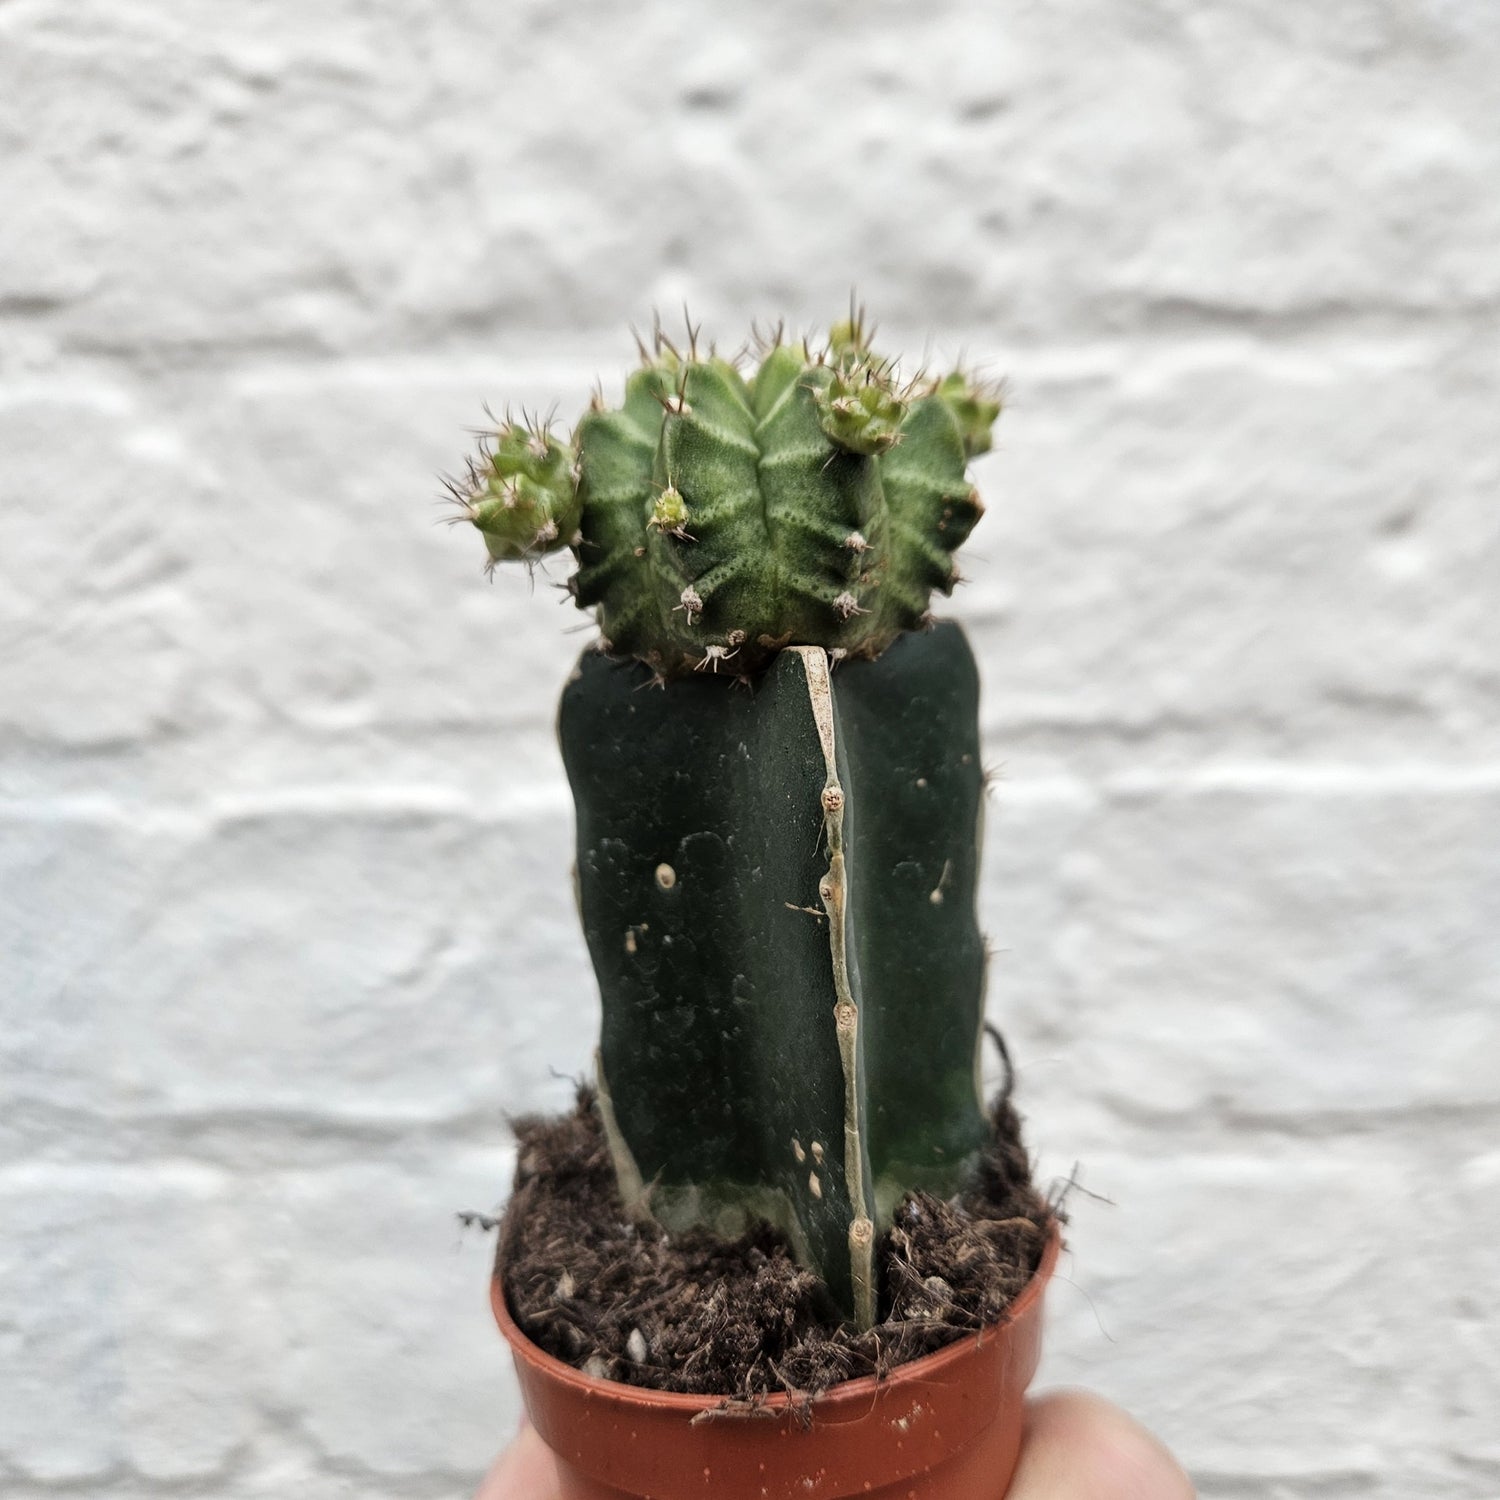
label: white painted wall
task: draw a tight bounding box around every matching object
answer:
[3,2,1496,1495]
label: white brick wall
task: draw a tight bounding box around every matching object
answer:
[3,3,1496,1495]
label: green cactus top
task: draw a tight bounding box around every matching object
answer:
[450,314,1002,676]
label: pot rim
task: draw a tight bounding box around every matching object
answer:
[493,1221,1060,1412]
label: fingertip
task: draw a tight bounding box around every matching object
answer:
[1011,1388,1195,1500]
[475,1421,562,1499]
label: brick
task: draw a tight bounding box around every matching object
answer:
[1446,1146,1500,1470]
[0,391,200,747]
[167,366,595,743]
[0,810,173,1118]
[983,780,1500,1123]
[955,341,1500,775]
[0,1163,260,1483]
[0,2,704,352]
[225,1152,518,1477]
[1034,1143,1445,1487]
[4,5,1497,354]
[981,5,1500,327]
[92,799,593,1120]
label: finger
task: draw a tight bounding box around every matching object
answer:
[1007,1389,1195,1500]
[474,1421,562,1500]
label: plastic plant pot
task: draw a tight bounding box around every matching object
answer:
[491,1227,1060,1500]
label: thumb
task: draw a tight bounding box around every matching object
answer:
[1007,1390,1194,1499]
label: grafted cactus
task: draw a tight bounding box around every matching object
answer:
[451,316,1003,1328]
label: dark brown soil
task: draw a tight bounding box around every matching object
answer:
[495,1086,1058,1402]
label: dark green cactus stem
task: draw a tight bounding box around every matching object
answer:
[560,622,990,1327]
[450,317,1001,677]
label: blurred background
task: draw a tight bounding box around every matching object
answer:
[2,2,1498,1496]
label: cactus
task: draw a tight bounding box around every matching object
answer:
[447,314,1001,679]
[451,316,1002,1329]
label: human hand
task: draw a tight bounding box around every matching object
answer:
[475,1388,1194,1498]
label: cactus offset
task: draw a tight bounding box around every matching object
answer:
[450,416,581,570]
[451,315,1003,1328]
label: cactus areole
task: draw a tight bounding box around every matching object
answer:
[453,316,1004,1329]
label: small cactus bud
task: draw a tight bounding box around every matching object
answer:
[459,419,580,567]
[648,485,692,536]
[932,370,1003,458]
[813,360,907,456]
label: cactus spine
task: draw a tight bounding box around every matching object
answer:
[452,316,1003,1328]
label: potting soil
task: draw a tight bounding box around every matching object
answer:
[495,1086,1058,1402]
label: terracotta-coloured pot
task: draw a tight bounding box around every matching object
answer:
[492,1228,1059,1500]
